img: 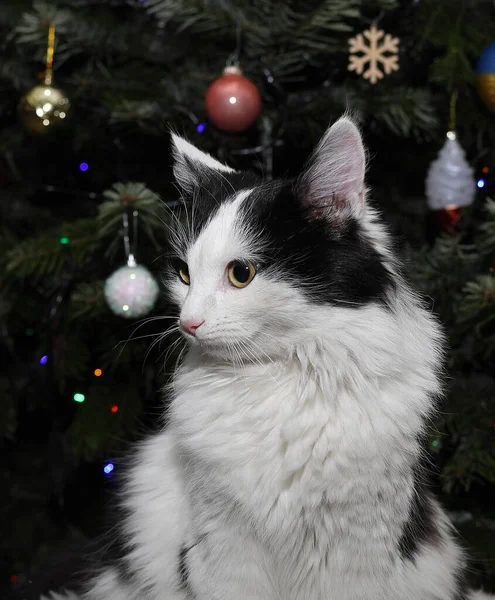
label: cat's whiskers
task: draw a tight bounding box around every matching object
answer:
[157,334,185,376]
[232,339,249,372]
[149,189,188,251]
[173,340,189,372]
[115,316,179,356]
[143,326,182,372]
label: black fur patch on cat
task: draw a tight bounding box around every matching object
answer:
[178,545,190,590]
[101,524,137,587]
[176,166,260,250]
[242,181,394,307]
[452,573,469,600]
[175,170,393,307]
[398,460,440,562]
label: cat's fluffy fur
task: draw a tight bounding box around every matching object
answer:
[43,118,493,600]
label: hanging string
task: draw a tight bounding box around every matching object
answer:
[226,12,242,67]
[122,210,139,267]
[449,90,458,132]
[44,24,56,85]
[261,117,274,181]
[122,211,132,266]
[370,9,385,26]
[132,210,139,259]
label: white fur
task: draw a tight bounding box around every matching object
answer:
[171,134,235,194]
[42,121,493,600]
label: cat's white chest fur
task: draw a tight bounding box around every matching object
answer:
[170,349,423,600]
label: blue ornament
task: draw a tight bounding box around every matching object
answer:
[476,42,495,112]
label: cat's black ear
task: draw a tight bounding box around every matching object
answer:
[297,117,366,223]
[171,134,235,194]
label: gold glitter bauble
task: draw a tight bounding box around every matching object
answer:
[18,84,71,134]
[477,74,495,113]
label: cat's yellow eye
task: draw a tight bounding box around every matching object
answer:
[227,261,256,289]
[173,259,190,285]
[179,265,190,285]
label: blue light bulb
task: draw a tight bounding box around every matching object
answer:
[103,462,114,474]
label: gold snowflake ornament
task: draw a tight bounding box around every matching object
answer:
[348,24,400,84]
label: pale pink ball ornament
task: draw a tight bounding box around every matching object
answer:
[104,256,159,319]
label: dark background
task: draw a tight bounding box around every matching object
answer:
[1,1,495,598]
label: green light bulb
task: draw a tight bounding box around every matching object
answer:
[73,393,85,403]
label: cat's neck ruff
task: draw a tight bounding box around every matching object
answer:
[171,298,439,504]
[175,291,440,416]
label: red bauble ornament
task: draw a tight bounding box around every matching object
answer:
[205,66,262,132]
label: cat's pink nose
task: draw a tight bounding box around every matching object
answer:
[180,318,204,336]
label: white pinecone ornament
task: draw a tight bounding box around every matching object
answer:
[426,132,476,210]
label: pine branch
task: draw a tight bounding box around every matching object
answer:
[4,183,170,281]
[5,218,100,280]
[68,281,106,321]
[458,275,495,326]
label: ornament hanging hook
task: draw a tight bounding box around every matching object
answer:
[44,24,56,85]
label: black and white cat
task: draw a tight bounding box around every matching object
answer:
[44,117,493,600]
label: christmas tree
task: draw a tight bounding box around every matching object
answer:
[1,0,495,597]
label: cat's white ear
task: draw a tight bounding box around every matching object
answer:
[171,134,235,193]
[298,117,366,222]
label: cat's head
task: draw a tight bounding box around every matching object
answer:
[167,117,394,362]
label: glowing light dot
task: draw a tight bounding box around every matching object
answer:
[39,355,48,365]
[446,131,456,140]
[477,179,485,189]
[482,166,489,174]
[60,112,66,119]
[44,89,51,96]
[111,405,119,413]
[79,162,89,172]
[129,273,136,280]
[122,304,129,312]
[196,122,206,133]
[73,393,85,403]
[26,328,34,336]
[94,368,103,377]
[36,107,44,117]
[432,439,439,448]
[103,462,114,474]
[43,103,52,112]
[10,575,18,584]
[43,119,50,126]
[59,237,70,244]
[229,96,237,104]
